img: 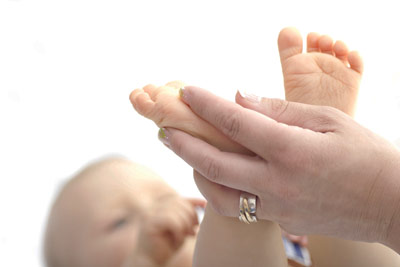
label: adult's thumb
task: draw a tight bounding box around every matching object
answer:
[235,90,342,133]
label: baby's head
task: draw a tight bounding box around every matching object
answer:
[44,157,195,267]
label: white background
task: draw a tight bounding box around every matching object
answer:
[1,0,400,266]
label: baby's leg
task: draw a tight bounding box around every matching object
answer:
[278,28,400,266]
[130,81,288,267]
[194,205,287,266]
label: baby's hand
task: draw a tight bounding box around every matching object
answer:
[129,196,205,266]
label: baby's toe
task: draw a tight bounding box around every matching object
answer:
[333,40,349,63]
[307,32,320,52]
[142,84,159,99]
[318,35,334,55]
[277,27,303,62]
[348,51,364,74]
[130,89,155,117]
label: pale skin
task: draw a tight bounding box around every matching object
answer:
[44,157,204,267]
[131,27,400,266]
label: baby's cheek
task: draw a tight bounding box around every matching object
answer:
[118,226,140,259]
[95,225,140,267]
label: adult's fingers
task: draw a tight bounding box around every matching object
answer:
[193,170,242,218]
[161,127,270,193]
[180,86,296,159]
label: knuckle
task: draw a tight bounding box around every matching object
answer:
[298,105,343,132]
[209,197,229,217]
[216,109,242,141]
[314,106,340,126]
[200,154,221,183]
[171,135,185,156]
[268,98,290,120]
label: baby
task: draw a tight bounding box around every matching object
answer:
[43,157,205,267]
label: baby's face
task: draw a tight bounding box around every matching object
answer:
[48,160,194,267]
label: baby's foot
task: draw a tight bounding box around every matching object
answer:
[278,27,363,117]
[130,81,250,154]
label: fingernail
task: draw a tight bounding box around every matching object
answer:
[179,87,185,98]
[158,128,170,146]
[179,87,186,100]
[238,89,261,103]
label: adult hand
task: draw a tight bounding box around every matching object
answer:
[159,86,400,252]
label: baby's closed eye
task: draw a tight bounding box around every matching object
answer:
[111,216,130,230]
[108,213,136,232]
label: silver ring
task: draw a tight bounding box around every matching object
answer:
[239,192,257,224]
